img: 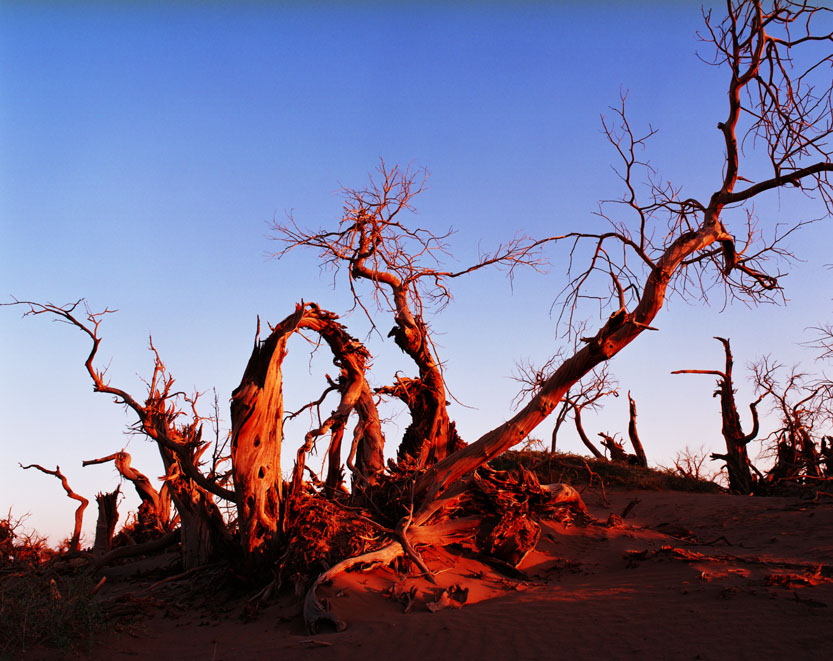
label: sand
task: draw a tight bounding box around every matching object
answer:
[32,488,833,660]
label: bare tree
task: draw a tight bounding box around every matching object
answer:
[19,463,88,552]
[514,355,618,458]
[5,0,833,632]
[672,446,717,482]
[10,300,232,569]
[272,162,544,468]
[229,302,388,559]
[752,356,831,484]
[413,0,831,493]
[306,0,833,615]
[82,451,172,534]
[627,392,648,468]
[673,337,763,494]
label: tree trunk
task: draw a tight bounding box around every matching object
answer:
[414,218,726,509]
[93,488,120,555]
[674,338,760,494]
[627,392,648,468]
[230,309,302,557]
[381,375,464,467]
[83,451,171,533]
[572,406,605,459]
[351,381,386,482]
[159,448,229,569]
[230,303,385,558]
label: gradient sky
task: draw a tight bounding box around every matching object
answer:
[2,2,832,545]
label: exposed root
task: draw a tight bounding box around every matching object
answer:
[304,542,404,633]
[87,529,181,575]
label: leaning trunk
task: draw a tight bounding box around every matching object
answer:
[415,221,722,508]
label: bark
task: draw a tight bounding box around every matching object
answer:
[19,463,88,552]
[379,375,464,466]
[350,381,386,483]
[230,308,302,557]
[83,451,171,533]
[324,419,347,495]
[93,488,120,556]
[342,206,460,467]
[156,443,230,569]
[230,303,385,558]
[627,392,648,468]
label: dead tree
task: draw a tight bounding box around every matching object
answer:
[229,302,386,558]
[673,337,763,494]
[6,0,833,632]
[10,301,232,569]
[272,163,544,467]
[92,487,120,555]
[627,392,648,468]
[753,357,831,484]
[514,356,618,458]
[19,463,88,552]
[82,451,172,534]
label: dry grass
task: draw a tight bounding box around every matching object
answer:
[0,513,103,656]
[490,450,724,493]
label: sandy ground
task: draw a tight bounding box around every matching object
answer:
[32,488,833,660]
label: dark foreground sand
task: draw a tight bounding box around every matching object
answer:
[30,489,833,660]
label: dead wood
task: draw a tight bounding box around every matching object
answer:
[674,337,761,493]
[83,451,172,536]
[92,488,120,556]
[19,463,88,552]
[627,392,648,467]
[88,528,181,575]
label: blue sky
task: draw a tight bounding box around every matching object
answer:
[2,2,832,544]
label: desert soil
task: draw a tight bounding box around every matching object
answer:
[29,488,833,660]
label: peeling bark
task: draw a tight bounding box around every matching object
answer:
[230,308,303,557]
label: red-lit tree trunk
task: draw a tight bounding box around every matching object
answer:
[230,303,386,559]
[571,405,605,459]
[83,451,172,534]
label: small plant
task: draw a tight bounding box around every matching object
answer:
[0,570,104,655]
[0,512,103,656]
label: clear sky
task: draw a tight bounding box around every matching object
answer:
[2,2,832,545]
